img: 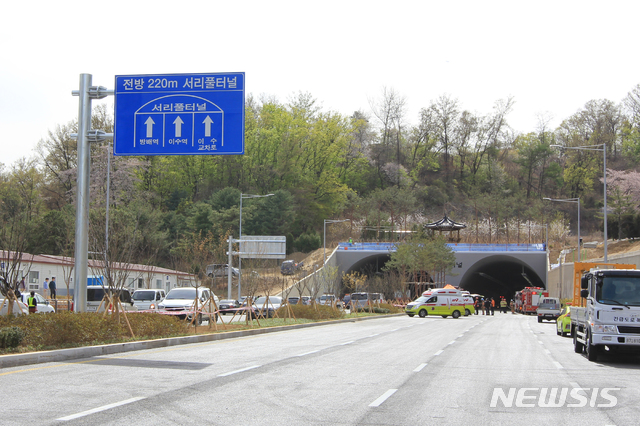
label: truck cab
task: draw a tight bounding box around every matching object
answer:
[536,297,561,322]
[572,269,640,361]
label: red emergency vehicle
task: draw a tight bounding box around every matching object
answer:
[520,287,548,315]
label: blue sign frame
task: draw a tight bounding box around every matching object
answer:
[114,72,245,156]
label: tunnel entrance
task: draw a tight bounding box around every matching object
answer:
[458,255,545,302]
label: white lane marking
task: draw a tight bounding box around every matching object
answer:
[296,350,319,357]
[545,349,551,355]
[414,363,427,372]
[553,361,564,369]
[369,389,398,407]
[340,341,355,345]
[57,397,146,421]
[434,350,444,356]
[538,341,544,344]
[369,334,380,337]
[218,365,261,377]
[448,340,456,345]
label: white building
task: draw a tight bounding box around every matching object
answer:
[1,252,194,297]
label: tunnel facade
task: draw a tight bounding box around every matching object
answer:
[334,245,548,300]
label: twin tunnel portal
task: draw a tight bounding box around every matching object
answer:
[333,243,547,300]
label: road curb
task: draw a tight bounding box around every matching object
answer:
[0,314,402,369]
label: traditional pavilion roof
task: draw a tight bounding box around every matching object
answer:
[424,215,467,231]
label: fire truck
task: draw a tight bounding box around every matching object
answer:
[520,287,548,315]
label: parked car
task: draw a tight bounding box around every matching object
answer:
[206,264,239,278]
[556,305,572,336]
[300,296,312,305]
[288,296,300,305]
[253,296,283,318]
[20,292,55,313]
[132,289,166,311]
[318,294,336,306]
[0,298,29,316]
[86,286,138,312]
[280,260,304,275]
[349,292,383,309]
[218,299,241,315]
[158,287,219,324]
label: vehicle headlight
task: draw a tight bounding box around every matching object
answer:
[592,324,617,334]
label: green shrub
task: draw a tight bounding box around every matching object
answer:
[0,327,25,348]
[353,307,390,314]
[279,304,345,320]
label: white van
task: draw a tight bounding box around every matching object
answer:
[86,286,138,312]
[405,288,466,318]
[132,289,166,311]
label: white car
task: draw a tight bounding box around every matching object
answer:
[132,289,166,311]
[20,293,55,313]
[0,298,29,315]
[158,287,219,324]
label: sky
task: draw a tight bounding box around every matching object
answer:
[2,0,639,167]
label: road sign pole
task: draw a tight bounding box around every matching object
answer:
[72,74,92,312]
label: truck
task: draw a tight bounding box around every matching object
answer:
[520,287,548,315]
[571,269,640,362]
[536,297,561,323]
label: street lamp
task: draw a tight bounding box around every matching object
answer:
[324,219,351,265]
[543,197,581,261]
[237,193,274,300]
[551,144,607,261]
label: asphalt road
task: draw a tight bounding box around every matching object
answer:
[2,312,640,425]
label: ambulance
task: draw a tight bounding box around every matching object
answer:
[461,291,476,315]
[405,288,466,318]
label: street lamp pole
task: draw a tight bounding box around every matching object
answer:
[543,197,581,261]
[551,144,607,261]
[324,219,350,265]
[238,193,274,300]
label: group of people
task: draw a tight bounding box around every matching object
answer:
[473,296,510,315]
[15,277,56,314]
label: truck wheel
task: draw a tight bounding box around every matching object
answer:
[407,313,415,317]
[573,330,584,353]
[586,331,600,362]
[537,316,542,323]
[441,315,448,318]
[418,309,427,318]
[452,310,461,319]
[196,313,202,325]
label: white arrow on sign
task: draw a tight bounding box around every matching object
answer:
[145,117,155,138]
[173,116,184,137]
[203,116,214,137]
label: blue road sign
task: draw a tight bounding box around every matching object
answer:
[114,73,244,156]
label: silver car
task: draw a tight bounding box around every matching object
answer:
[158,287,219,324]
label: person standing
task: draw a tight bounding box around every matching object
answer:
[27,291,37,314]
[484,297,491,316]
[510,299,515,314]
[43,278,49,299]
[49,277,57,300]
[474,297,481,315]
[490,298,496,315]
[500,297,507,313]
